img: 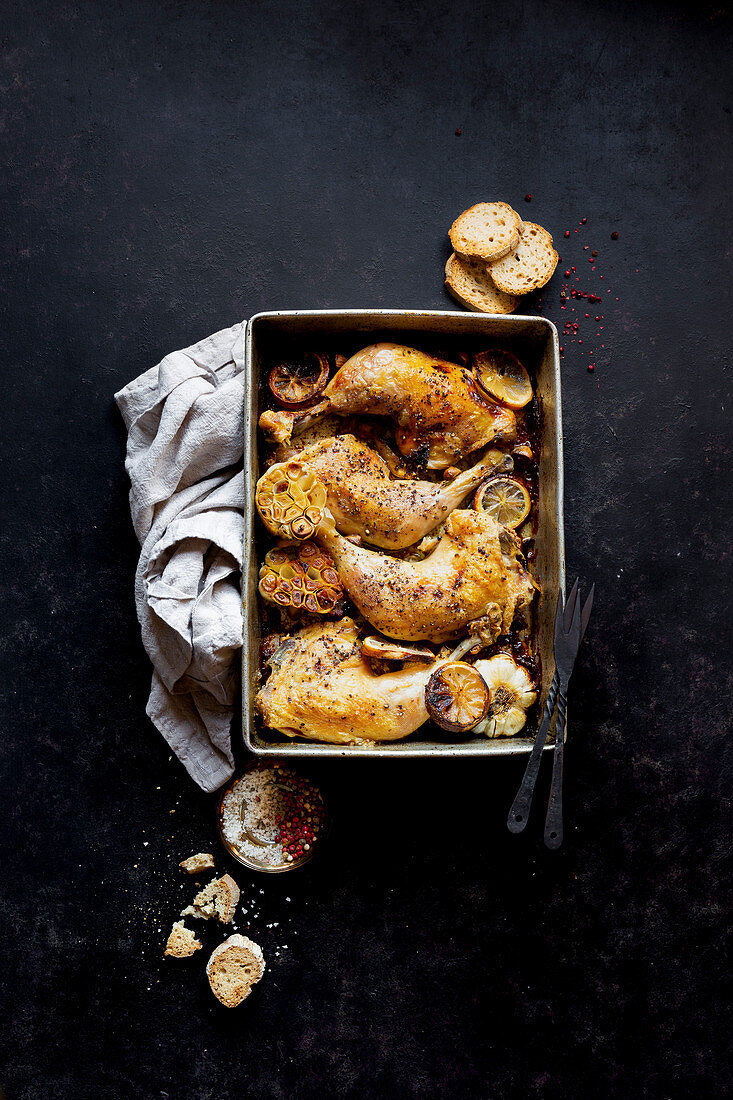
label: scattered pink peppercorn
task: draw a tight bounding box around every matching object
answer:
[564,230,570,238]
[611,231,618,240]
[455,128,462,136]
[581,217,587,224]
[587,364,595,372]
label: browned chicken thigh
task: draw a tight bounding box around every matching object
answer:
[260,343,516,468]
[284,434,512,549]
[319,509,534,643]
[256,459,535,644]
[256,618,442,743]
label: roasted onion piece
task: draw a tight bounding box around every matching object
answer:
[258,541,344,616]
[425,661,489,733]
[361,636,434,662]
[268,352,330,408]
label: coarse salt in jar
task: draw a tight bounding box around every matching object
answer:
[217,760,326,873]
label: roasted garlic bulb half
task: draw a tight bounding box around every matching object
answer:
[473,654,538,738]
[258,541,343,616]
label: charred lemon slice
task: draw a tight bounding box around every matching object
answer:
[425,661,489,733]
[473,350,533,409]
[474,476,531,529]
[268,352,329,409]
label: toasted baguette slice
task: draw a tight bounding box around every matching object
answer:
[207,934,265,1007]
[179,852,215,875]
[449,202,523,264]
[164,921,202,958]
[445,253,518,315]
[488,222,559,294]
[181,873,240,923]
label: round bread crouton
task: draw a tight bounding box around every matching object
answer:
[488,222,559,294]
[449,202,523,264]
[445,253,518,314]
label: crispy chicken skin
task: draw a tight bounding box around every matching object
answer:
[317,509,534,643]
[256,618,439,743]
[285,434,511,549]
[323,343,516,468]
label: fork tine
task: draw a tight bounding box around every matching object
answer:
[569,586,582,642]
[563,578,580,631]
[579,584,595,643]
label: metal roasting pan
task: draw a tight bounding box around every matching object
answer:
[242,309,565,758]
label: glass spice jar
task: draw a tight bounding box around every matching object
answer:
[216,760,326,873]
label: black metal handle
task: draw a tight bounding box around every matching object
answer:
[507,672,559,833]
[544,687,567,849]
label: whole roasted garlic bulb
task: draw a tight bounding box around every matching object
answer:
[473,654,537,737]
[258,541,343,616]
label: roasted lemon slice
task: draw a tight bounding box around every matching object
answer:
[268,352,329,408]
[474,476,531,528]
[425,661,489,733]
[473,349,533,409]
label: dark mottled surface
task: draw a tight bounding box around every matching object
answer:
[1,1,732,1097]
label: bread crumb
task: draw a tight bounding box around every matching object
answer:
[182,874,240,923]
[179,852,215,874]
[164,921,202,958]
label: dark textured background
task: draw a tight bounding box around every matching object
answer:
[1,1,732,1097]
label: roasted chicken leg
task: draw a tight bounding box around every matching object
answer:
[319,509,534,643]
[259,343,516,468]
[256,618,442,743]
[284,434,512,549]
[256,460,535,643]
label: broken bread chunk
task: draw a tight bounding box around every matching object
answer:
[181,873,240,923]
[164,921,202,958]
[179,852,215,875]
[206,934,265,1007]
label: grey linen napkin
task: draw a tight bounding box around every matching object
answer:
[115,323,246,793]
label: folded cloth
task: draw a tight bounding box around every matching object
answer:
[115,323,246,792]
